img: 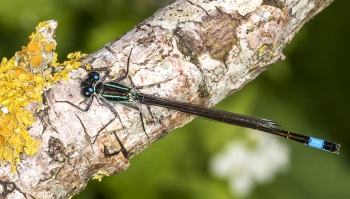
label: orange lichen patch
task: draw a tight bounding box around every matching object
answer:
[27,42,41,53]
[44,42,56,52]
[0,125,12,136]
[14,67,27,78]
[14,22,58,74]
[14,67,34,80]
[0,135,5,145]
[25,85,35,93]
[0,20,86,171]
[30,54,43,67]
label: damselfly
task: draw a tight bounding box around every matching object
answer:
[57,51,340,153]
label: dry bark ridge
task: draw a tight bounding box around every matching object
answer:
[0,0,334,198]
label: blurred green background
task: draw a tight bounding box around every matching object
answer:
[1,0,349,198]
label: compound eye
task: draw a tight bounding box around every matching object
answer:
[88,72,99,81]
[81,87,93,97]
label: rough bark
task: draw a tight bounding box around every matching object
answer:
[0,0,334,198]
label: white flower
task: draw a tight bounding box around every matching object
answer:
[209,130,290,197]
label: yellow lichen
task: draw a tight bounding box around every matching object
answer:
[0,20,86,171]
[258,44,268,53]
[85,63,92,70]
[92,170,110,182]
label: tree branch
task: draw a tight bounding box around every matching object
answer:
[0,0,334,198]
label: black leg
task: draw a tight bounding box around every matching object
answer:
[111,48,133,82]
[99,69,111,82]
[92,117,118,144]
[98,97,125,129]
[56,96,95,112]
[124,104,149,139]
